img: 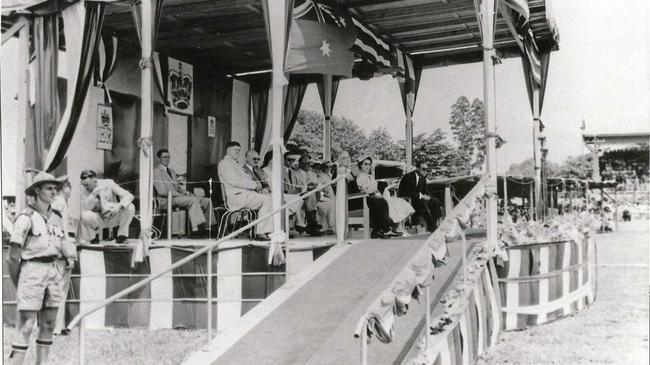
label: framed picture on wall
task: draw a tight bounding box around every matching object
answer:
[97,104,113,150]
[208,116,216,137]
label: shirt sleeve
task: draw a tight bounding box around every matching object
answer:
[110,180,134,206]
[9,214,31,246]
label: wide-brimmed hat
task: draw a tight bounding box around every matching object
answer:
[25,171,63,196]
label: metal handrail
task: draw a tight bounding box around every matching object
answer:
[65,174,346,334]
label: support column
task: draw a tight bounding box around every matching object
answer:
[15,20,29,212]
[265,0,289,235]
[480,0,498,249]
[139,0,154,243]
[503,177,508,214]
[590,144,601,182]
[323,74,332,162]
[532,89,542,221]
[405,108,413,166]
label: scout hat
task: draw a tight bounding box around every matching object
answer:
[25,171,63,196]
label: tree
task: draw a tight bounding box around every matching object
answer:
[364,127,401,161]
[448,97,488,172]
[413,130,470,178]
[557,154,593,179]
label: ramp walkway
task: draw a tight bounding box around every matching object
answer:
[194,234,481,365]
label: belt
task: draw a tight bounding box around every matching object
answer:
[23,256,59,263]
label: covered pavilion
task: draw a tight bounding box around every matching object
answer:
[2,0,559,261]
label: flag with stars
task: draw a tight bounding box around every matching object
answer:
[285,1,356,77]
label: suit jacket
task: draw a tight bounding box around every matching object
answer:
[284,167,302,195]
[218,156,258,203]
[398,170,429,201]
[153,164,182,198]
[243,164,269,189]
[81,179,134,213]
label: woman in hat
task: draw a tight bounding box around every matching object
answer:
[7,171,72,364]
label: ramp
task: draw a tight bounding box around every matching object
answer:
[189,236,477,365]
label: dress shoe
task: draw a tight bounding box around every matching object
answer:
[385,230,403,238]
[325,229,335,235]
[308,229,324,237]
[370,230,385,239]
[295,225,306,234]
[115,235,128,244]
[254,233,271,241]
[90,235,100,245]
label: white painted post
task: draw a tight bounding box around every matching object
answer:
[444,187,453,218]
[263,0,289,238]
[480,0,498,249]
[139,0,154,247]
[15,20,29,212]
[207,248,213,344]
[79,317,85,365]
[424,287,431,355]
[167,192,172,239]
[503,176,508,213]
[336,175,347,245]
[405,106,413,166]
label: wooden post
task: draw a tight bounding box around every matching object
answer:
[480,0,498,249]
[323,74,333,162]
[444,187,453,218]
[263,0,289,236]
[15,20,29,212]
[405,106,413,166]
[503,176,508,213]
[614,189,619,231]
[139,0,154,246]
[336,175,346,245]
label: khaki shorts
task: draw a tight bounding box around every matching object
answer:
[16,261,65,311]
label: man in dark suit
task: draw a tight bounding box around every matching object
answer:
[398,161,442,232]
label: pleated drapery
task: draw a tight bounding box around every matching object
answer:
[32,14,60,170]
[43,1,107,172]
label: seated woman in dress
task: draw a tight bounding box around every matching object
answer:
[356,156,411,239]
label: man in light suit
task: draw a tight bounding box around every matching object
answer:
[79,170,135,244]
[218,142,273,241]
[153,149,216,234]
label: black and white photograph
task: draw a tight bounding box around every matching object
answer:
[1,0,648,364]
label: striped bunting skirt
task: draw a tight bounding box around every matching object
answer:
[2,244,331,330]
[496,237,597,331]
[411,261,502,365]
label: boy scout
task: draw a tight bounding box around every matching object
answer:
[7,172,75,364]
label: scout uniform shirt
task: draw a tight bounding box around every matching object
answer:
[11,206,66,260]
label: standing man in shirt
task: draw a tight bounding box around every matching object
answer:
[153,149,217,234]
[6,172,73,364]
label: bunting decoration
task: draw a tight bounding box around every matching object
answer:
[92,33,118,104]
[43,1,107,172]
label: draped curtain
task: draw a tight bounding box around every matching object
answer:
[251,86,270,153]
[43,1,107,172]
[521,50,552,115]
[92,32,119,103]
[259,75,308,156]
[32,14,60,170]
[395,50,423,118]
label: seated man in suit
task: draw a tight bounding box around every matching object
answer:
[154,149,217,234]
[244,150,304,236]
[398,161,442,232]
[79,170,135,244]
[285,151,322,236]
[218,142,273,241]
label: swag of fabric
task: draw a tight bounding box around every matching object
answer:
[43,1,107,172]
[316,75,340,123]
[92,32,119,104]
[258,75,308,157]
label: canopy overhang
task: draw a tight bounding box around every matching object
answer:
[3,0,559,76]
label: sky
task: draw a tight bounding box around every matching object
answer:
[300,0,650,172]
